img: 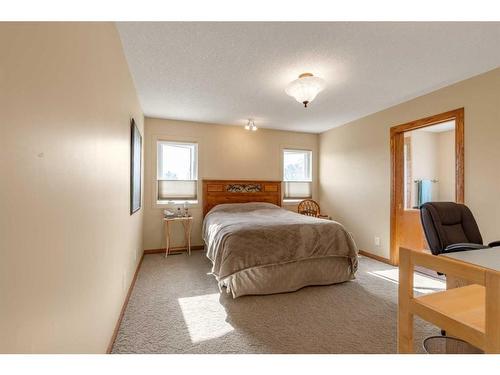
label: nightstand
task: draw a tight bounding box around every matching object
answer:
[163,216,193,258]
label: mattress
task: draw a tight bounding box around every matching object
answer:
[202,202,358,297]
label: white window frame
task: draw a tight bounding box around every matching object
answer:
[282,148,313,203]
[155,139,199,206]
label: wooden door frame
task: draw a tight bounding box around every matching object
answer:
[389,108,464,265]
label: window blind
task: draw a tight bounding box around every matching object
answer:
[284,181,312,199]
[158,180,197,200]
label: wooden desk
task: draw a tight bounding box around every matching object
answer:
[443,247,500,272]
[163,216,193,258]
[398,247,500,353]
[443,248,500,289]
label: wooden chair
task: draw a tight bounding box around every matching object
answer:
[297,199,321,217]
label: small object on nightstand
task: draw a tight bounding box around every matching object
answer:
[163,209,175,219]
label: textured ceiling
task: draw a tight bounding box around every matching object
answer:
[117,22,500,133]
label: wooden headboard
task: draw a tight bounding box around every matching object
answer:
[202,179,282,216]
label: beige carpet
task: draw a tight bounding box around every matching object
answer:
[111,252,443,354]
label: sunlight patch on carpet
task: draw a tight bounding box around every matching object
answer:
[367,269,445,294]
[178,293,234,343]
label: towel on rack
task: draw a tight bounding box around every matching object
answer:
[418,179,433,206]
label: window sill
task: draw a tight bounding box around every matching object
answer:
[156,199,199,207]
[282,199,308,205]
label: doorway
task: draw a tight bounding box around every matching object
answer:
[390,108,464,265]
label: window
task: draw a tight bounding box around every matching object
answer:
[157,141,198,202]
[283,149,312,200]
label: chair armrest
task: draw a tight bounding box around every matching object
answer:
[487,240,500,248]
[443,243,489,253]
[318,214,330,220]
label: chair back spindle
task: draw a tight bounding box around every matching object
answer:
[297,199,320,218]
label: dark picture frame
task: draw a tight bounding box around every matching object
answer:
[130,118,142,215]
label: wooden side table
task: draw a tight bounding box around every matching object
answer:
[163,216,193,258]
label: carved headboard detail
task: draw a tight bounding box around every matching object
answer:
[202,179,282,216]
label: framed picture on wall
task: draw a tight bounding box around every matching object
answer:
[130,118,142,215]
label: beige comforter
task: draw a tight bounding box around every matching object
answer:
[202,202,358,291]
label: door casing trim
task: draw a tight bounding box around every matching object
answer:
[389,108,465,265]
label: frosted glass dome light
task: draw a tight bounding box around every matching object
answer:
[285,73,325,108]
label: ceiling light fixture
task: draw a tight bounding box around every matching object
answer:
[245,119,258,131]
[285,73,326,108]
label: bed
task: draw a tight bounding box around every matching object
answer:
[202,180,359,298]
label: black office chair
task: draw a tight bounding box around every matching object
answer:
[420,202,500,255]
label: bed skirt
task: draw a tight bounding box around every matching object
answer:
[218,255,358,298]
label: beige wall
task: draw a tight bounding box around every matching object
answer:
[144,118,318,250]
[319,67,500,259]
[437,130,456,202]
[408,131,439,206]
[405,129,455,206]
[0,23,144,353]
[410,131,438,182]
